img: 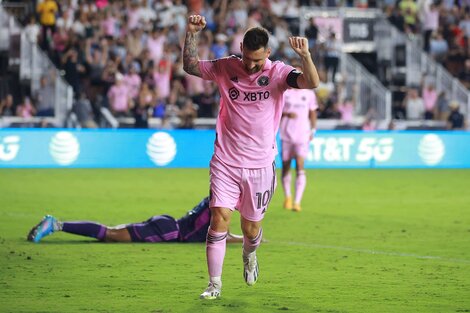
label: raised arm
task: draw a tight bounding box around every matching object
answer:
[288,37,320,89]
[183,15,207,78]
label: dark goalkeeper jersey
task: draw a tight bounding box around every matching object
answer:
[177,197,211,242]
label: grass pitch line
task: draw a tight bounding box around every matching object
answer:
[276,241,470,264]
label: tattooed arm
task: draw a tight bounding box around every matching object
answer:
[183,15,207,78]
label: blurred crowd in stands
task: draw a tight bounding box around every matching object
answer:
[0,0,468,130]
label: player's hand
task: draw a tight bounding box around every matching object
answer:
[287,112,297,118]
[187,15,206,34]
[288,36,310,58]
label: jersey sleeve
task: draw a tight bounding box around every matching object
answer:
[198,59,220,81]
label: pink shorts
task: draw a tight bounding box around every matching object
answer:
[209,156,277,222]
[281,140,309,161]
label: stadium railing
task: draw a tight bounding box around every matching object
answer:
[342,52,392,127]
[299,7,392,128]
[376,19,470,122]
[0,4,73,127]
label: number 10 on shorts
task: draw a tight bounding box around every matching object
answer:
[256,190,272,213]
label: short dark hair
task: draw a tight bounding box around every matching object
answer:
[243,27,269,51]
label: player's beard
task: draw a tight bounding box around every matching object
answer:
[246,65,260,74]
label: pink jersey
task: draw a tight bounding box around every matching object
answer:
[280,88,317,144]
[199,56,295,168]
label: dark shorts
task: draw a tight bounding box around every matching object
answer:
[126,215,180,242]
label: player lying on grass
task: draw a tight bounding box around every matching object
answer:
[27,197,243,244]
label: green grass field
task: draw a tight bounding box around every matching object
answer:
[1,169,469,313]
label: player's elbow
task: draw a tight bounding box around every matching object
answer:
[309,80,319,89]
[183,63,201,77]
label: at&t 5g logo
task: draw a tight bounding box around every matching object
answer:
[0,136,20,161]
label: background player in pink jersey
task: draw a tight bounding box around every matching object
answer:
[183,14,319,300]
[280,61,319,212]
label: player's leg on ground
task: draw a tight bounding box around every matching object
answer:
[293,156,306,212]
[105,226,132,242]
[61,221,108,240]
[241,217,262,286]
[282,160,292,210]
[200,207,232,300]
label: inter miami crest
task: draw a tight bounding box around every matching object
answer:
[257,76,269,86]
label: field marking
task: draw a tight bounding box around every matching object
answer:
[276,241,470,264]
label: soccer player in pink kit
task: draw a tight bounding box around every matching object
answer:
[280,61,318,212]
[183,14,319,299]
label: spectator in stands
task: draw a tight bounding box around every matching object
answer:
[460,12,470,39]
[101,58,119,96]
[185,72,205,103]
[153,60,172,104]
[126,29,144,59]
[315,69,335,117]
[34,75,55,117]
[211,33,229,59]
[429,31,449,62]
[73,92,98,129]
[324,32,341,83]
[178,98,198,129]
[404,87,424,120]
[107,72,133,117]
[422,3,440,52]
[338,96,355,126]
[436,91,451,121]
[195,83,217,118]
[305,17,319,52]
[134,82,155,129]
[124,62,142,100]
[458,59,470,89]
[25,15,40,44]
[147,27,167,65]
[399,0,418,33]
[56,9,73,31]
[86,38,109,100]
[229,26,244,57]
[422,82,438,120]
[16,97,36,118]
[0,94,15,117]
[447,101,466,130]
[387,5,406,33]
[61,48,85,95]
[71,11,87,38]
[36,0,59,50]
[52,26,69,65]
[362,116,376,131]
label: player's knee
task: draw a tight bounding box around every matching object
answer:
[104,228,116,241]
[105,228,131,242]
[210,208,231,231]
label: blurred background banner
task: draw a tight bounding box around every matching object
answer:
[1,129,469,168]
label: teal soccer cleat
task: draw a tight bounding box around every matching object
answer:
[27,215,57,243]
